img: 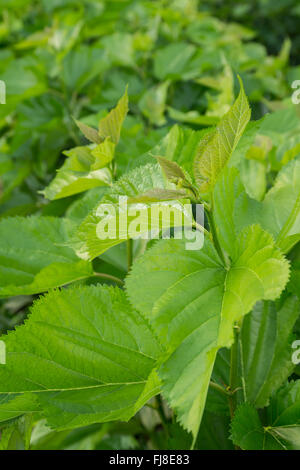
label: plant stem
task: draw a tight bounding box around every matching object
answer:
[206,209,227,266]
[127,238,133,271]
[228,325,239,419]
[193,221,210,238]
[209,380,229,397]
[93,272,124,286]
[156,395,169,436]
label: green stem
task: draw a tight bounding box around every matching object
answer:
[156,395,169,436]
[206,209,227,266]
[229,325,239,419]
[193,221,210,238]
[209,380,229,397]
[127,238,133,271]
[93,272,124,286]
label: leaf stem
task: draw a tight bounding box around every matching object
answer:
[156,395,169,436]
[209,380,229,396]
[206,209,227,266]
[228,325,240,419]
[127,238,133,271]
[93,272,124,286]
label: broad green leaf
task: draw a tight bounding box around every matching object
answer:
[196,411,234,450]
[240,296,299,408]
[232,382,300,450]
[71,163,192,261]
[66,187,108,224]
[193,78,250,193]
[0,394,40,425]
[126,225,289,440]
[0,286,163,430]
[0,216,93,297]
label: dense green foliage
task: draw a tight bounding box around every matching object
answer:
[0,0,300,451]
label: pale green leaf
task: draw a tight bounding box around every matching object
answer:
[71,163,192,261]
[193,78,250,193]
[41,147,112,200]
[98,87,128,144]
[74,120,102,144]
[214,157,300,255]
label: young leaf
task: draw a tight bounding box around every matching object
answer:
[41,148,112,200]
[0,216,93,297]
[214,157,300,255]
[98,86,128,144]
[0,286,163,430]
[193,77,250,193]
[126,225,289,441]
[235,156,300,253]
[71,164,192,260]
[74,120,102,145]
[155,156,187,183]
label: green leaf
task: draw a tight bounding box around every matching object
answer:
[231,156,300,253]
[214,157,300,254]
[0,415,34,450]
[41,147,112,200]
[155,156,186,183]
[74,120,103,145]
[148,125,211,176]
[0,286,163,430]
[153,42,202,81]
[75,87,128,146]
[193,78,251,193]
[128,188,188,204]
[196,411,234,450]
[72,163,192,261]
[98,86,128,144]
[240,296,299,408]
[230,403,265,450]
[126,225,289,440]
[232,382,300,450]
[0,216,93,297]
[139,82,169,127]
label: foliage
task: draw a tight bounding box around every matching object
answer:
[0,0,300,451]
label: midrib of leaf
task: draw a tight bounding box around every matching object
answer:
[0,382,148,395]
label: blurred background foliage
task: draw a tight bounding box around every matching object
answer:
[0,0,300,450]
